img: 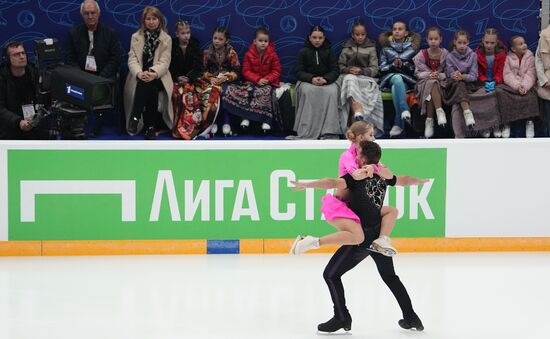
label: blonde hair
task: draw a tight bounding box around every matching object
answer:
[140,6,167,33]
[174,20,191,33]
[345,121,373,143]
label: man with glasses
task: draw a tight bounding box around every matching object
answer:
[0,41,50,139]
[66,0,121,135]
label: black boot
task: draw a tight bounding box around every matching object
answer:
[144,126,156,140]
[398,314,424,331]
[128,116,139,135]
[317,316,352,333]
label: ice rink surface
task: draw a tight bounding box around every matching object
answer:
[1,252,549,339]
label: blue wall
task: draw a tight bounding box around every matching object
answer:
[0,0,541,81]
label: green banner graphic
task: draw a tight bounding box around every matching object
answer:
[8,148,446,240]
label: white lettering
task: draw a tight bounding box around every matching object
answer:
[231,180,259,221]
[150,170,181,221]
[410,180,434,219]
[270,170,296,220]
[184,180,210,221]
[215,180,234,221]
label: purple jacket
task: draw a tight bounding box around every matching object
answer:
[445,47,478,82]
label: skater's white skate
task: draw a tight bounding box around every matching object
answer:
[289,235,319,255]
[369,236,397,257]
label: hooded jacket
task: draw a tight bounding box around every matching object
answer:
[378,31,421,89]
[295,37,339,84]
[242,41,281,87]
[503,50,536,91]
[338,37,378,77]
[476,41,506,84]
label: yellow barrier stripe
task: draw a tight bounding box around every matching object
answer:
[1,238,550,256]
[41,240,207,256]
[239,239,264,254]
[0,241,42,256]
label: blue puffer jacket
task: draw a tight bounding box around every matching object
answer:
[378,31,421,90]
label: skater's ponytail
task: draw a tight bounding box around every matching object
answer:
[346,121,373,143]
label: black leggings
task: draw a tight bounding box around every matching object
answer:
[131,79,160,128]
[323,244,416,321]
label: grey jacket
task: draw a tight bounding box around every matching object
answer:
[338,38,378,78]
[378,31,421,89]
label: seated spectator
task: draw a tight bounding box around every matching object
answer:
[170,20,204,140]
[378,21,420,137]
[199,27,240,136]
[536,24,550,136]
[124,6,173,140]
[496,35,539,138]
[66,0,121,136]
[413,27,449,138]
[474,28,506,137]
[0,41,50,140]
[291,26,343,140]
[222,27,282,134]
[338,22,383,136]
[444,30,478,138]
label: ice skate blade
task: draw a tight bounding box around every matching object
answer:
[289,235,302,254]
[317,329,352,335]
[368,244,397,257]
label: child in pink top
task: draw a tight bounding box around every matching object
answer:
[290,121,399,256]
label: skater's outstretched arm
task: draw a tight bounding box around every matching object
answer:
[291,178,347,191]
[395,176,430,186]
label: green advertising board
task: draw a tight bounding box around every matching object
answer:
[8,147,446,240]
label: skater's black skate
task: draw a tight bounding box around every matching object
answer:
[317,316,352,333]
[398,314,424,331]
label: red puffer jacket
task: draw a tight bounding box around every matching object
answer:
[242,41,281,87]
[476,41,506,84]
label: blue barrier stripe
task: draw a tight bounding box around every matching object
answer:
[207,240,240,254]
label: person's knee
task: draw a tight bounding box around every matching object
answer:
[391,74,404,85]
[351,230,364,245]
[386,206,398,218]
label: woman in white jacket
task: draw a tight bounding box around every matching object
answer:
[124,6,173,139]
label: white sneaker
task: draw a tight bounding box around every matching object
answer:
[369,236,397,257]
[526,120,535,138]
[222,123,232,136]
[493,127,502,138]
[289,235,320,255]
[481,130,491,138]
[353,112,364,121]
[261,123,271,131]
[424,118,434,138]
[389,125,403,137]
[463,109,475,127]
[210,124,218,134]
[435,108,447,126]
[501,124,510,138]
[401,110,411,123]
[240,119,250,128]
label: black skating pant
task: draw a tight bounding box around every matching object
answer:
[323,242,417,321]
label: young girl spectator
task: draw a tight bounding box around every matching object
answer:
[198,27,240,136]
[124,6,173,140]
[496,35,539,138]
[413,27,449,138]
[292,26,343,140]
[378,21,420,137]
[535,25,550,136]
[475,28,507,137]
[170,21,203,140]
[222,27,281,133]
[444,30,478,137]
[338,22,383,136]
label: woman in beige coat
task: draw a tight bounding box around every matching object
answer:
[124,6,173,139]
